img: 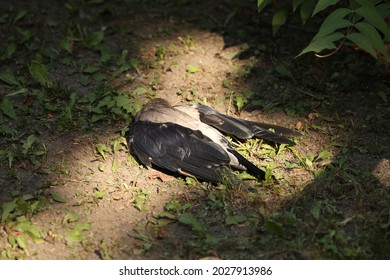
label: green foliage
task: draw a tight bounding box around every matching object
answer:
[258,0,390,61]
[0,98,17,120]
[225,213,247,225]
[0,5,145,135]
[89,89,144,123]
[133,189,150,211]
[49,191,68,203]
[178,212,204,231]
[65,222,91,244]
[186,65,201,73]
[1,194,47,251]
[29,60,52,88]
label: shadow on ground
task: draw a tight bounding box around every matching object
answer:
[0,0,389,259]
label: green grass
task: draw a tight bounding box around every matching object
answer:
[0,0,389,260]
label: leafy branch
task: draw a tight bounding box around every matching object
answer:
[258,0,390,61]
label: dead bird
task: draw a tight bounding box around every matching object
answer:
[126,98,300,183]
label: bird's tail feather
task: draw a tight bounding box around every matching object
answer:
[229,149,265,180]
[248,121,300,145]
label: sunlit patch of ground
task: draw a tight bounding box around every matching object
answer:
[0,0,389,259]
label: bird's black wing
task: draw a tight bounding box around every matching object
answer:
[127,121,233,182]
[192,104,300,145]
[240,119,301,145]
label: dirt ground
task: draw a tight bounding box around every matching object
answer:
[0,0,389,259]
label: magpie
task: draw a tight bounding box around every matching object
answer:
[126,98,300,183]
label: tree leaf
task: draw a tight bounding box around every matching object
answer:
[0,70,19,86]
[235,95,248,112]
[96,43,112,63]
[15,235,28,249]
[16,27,31,42]
[154,211,177,220]
[311,201,322,220]
[265,220,284,237]
[86,31,104,47]
[83,65,100,74]
[293,0,305,12]
[257,0,272,12]
[186,65,201,73]
[376,3,390,20]
[297,32,344,57]
[312,0,340,17]
[300,0,316,23]
[18,220,42,240]
[73,222,91,231]
[13,10,27,24]
[355,22,388,58]
[49,191,68,203]
[274,64,293,79]
[178,213,202,231]
[7,151,14,168]
[22,134,37,155]
[0,98,16,119]
[60,37,73,53]
[225,214,247,225]
[317,149,332,160]
[96,143,108,161]
[93,72,106,82]
[133,189,150,211]
[66,222,91,244]
[355,6,389,36]
[2,201,17,223]
[91,114,106,123]
[29,60,52,88]
[7,87,28,97]
[98,162,106,172]
[354,0,377,9]
[313,8,351,40]
[272,7,289,36]
[93,191,105,199]
[346,32,377,58]
[114,95,131,110]
[63,211,80,224]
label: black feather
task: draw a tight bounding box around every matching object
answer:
[191,104,300,145]
[228,148,265,180]
[128,121,235,182]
